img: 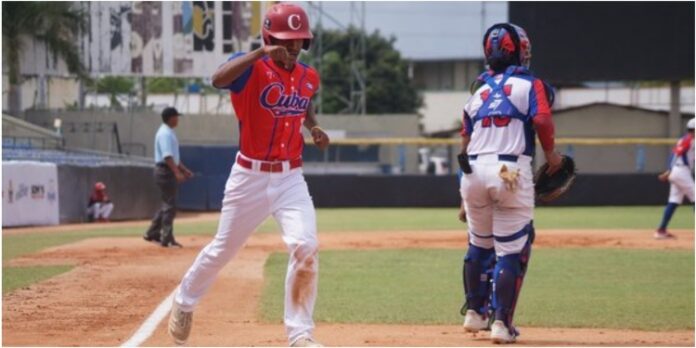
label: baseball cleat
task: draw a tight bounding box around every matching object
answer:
[654,229,676,240]
[490,320,517,344]
[463,309,489,332]
[290,337,323,347]
[143,234,161,243]
[168,302,193,345]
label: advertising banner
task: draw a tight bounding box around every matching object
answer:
[2,161,60,227]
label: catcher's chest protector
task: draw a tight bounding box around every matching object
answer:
[465,66,541,158]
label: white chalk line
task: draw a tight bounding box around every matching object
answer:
[121,288,177,347]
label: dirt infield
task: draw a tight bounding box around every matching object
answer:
[3,227,694,346]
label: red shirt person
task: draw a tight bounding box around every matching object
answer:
[86,182,114,222]
[168,4,328,347]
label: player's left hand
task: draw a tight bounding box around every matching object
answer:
[311,127,330,150]
[658,170,670,182]
[458,206,467,223]
[544,150,563,175]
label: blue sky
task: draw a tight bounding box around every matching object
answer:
[299,1,508,60]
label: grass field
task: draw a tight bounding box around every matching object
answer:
[260,248,695,331]
[2,205,694,338]
[3,265,74,293]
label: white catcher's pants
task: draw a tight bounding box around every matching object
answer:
[460,154,534,256]
[668,164,695,204]
[175,154,318,344]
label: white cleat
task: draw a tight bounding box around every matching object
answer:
[463,309,489,333]
[490,320,517,344]
[168,302,193,345]
[290,337,324,347]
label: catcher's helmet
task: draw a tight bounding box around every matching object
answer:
[262,3,313,50]
[95,182,106,191]
[483,23,531,69]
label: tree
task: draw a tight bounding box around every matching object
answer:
[85,76,135,110]
[305,27,422,114]
[2,2,87,115]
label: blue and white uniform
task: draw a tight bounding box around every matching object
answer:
[460,66,552,256]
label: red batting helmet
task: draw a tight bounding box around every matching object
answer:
[483,23,532,69]
[95,182,106,191]
[262,3,313,50]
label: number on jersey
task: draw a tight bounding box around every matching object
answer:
[481,116,512,128]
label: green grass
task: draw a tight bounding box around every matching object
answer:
[2,206,692,295]
[3,265,74,293]
[260,248,694,331]
[3,206,693,263]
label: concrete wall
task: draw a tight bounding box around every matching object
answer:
[23,110,421,171]
[537,104,693,174]
[57,165,160,223]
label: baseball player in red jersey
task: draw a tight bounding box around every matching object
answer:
[457,23,562,344]
[168,4,329,347]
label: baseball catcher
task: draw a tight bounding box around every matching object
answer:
[457,23,564,344]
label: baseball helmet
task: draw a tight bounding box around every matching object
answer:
[483,23,532,69]
[687,118,695,130]
[95,182,106,191]
[262,3,313,50]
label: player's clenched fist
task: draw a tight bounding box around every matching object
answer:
[264,45,290,67]
[311,127,330,150]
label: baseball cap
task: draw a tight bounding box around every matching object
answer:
[688,118,695,130]
[162,107,182,121]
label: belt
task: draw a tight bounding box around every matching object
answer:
[236,156,303,173]
[469,154,519,162]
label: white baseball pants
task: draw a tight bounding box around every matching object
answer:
[460,154,534,256]
[87,202,114,220]
[668,164,695,204]
[175,154,319,344]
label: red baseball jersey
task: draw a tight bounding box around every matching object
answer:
[222,52,320,161]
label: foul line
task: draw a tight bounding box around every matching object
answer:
[121,288,177,347]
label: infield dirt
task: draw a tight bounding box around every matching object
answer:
[3,219,694,346]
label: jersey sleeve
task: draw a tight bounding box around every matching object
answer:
[460,111,473,137]
[215,52,255,93]
[529,78,556,152]
[528,79,552,118]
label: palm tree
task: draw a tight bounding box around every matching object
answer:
[3,2,88,115]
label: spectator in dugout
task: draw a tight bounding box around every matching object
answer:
[86,182,114,222]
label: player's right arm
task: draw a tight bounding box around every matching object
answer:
[529,79,562,174]
[211,46,291,89]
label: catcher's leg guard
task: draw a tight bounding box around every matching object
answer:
[461,244,496,316]
[491,222,534,333]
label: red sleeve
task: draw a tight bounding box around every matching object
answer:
[460,111,473,137]
[531,79,555,152]
[673,135,692,155]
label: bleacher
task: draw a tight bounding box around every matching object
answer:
[2,147,151,167]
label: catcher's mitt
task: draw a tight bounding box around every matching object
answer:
[534,155,577,202]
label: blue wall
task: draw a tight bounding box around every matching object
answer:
[178,146,238,210]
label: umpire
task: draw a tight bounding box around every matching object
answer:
[143,107,193,248]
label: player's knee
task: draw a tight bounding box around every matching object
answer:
[291,241,318,268]
[494,221,534,256]
[465,243,495,263]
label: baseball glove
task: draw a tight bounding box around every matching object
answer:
[534,155,577,202]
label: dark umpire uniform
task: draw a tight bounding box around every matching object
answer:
[143,107,193,248]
